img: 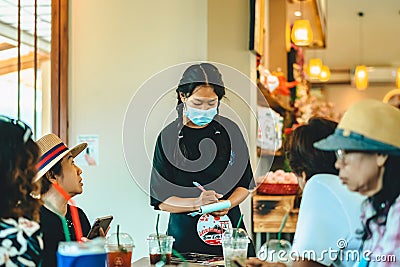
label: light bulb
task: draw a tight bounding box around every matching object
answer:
[319,65,331,82]
[307,58,322,78]
[355,65,368,90]
[291,20,313,46]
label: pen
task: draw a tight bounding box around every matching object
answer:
[193,181,206,192]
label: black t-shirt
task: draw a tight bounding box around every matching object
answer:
[40,205,91,267]
[150,116,255,256]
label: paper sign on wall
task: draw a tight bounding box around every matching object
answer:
[75,135,99,166]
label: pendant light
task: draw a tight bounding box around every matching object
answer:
[355,65,368,90]
[319,65,331,82]
[396,68,400,88]
[307,58,322,79]
[291,0,313,46]
[354,12,368,90]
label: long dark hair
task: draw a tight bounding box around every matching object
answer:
[174,63,227,160]
[0,120,41,222]
[285,117,338,180]
[363,155,400,241]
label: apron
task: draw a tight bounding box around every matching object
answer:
[167,206,256,256]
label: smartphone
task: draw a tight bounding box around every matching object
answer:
[86,215,113,239]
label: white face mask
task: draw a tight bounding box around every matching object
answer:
[185,105,217,126]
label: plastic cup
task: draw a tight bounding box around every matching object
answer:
[57,239,107,267]
[222,228,249,267]
[263,239,292,263]
[146,234,175,265]
[105,233,134,267]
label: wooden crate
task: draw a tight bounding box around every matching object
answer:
[252,193,298,233]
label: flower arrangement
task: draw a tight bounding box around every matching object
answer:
[294,81,339,124]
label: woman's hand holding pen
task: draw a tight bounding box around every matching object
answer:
[198,190,229,217]
[197,190,223,206]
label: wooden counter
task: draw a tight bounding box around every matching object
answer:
[132,257,221,266]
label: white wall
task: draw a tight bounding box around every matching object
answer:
[69,0,207,259]
[309,0,400,69]
[69,0,257,259]
[304,0,400,112]
[322,84,395,116]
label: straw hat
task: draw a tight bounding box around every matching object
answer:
[314,99,400,156]
[35,134,87,182]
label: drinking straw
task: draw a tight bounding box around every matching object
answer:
[156,214,161,241]
[234,214,244,241]
[117,224,120,247]
[44,200,71,242]
[155,214,166,263]
[116,225,128,252]
[236,214,244,228]
[277,211,289,241]
[53,183,83,241]
[172,249,188,264]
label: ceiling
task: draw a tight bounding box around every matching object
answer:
[305,0,400,69]
[0,0,399,75]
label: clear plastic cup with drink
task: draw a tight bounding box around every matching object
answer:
[105,232,134,267]
[146,234,175,265]
[222,228,250,267]
[57,239,107,267]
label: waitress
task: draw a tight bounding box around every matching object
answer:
[150,63,256,256]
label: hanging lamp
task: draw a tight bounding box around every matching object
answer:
[354,12,368,90]
[307,58,322,78]
[355,65,368,90]
[291,20,313,46]
[396,68,400,88]
[291,0,313,46]
[319,65,331,82]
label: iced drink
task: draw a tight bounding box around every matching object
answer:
[223,247,247,266]
[105,233,134,267]
[106,250,132,267]
[222,228,249,267]
[147,234,175,265]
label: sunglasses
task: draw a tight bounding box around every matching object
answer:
[0,115,33,144]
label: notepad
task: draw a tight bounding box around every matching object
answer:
[188,200,231,217]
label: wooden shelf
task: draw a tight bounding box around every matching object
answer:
[257,147,283,157]
[252,193,298,233]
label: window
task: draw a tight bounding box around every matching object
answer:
[0,0,68,141]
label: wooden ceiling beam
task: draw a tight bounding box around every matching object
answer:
[0,51,49,75]
[0,42,15,51]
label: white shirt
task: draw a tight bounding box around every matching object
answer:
[292,174,365,267]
